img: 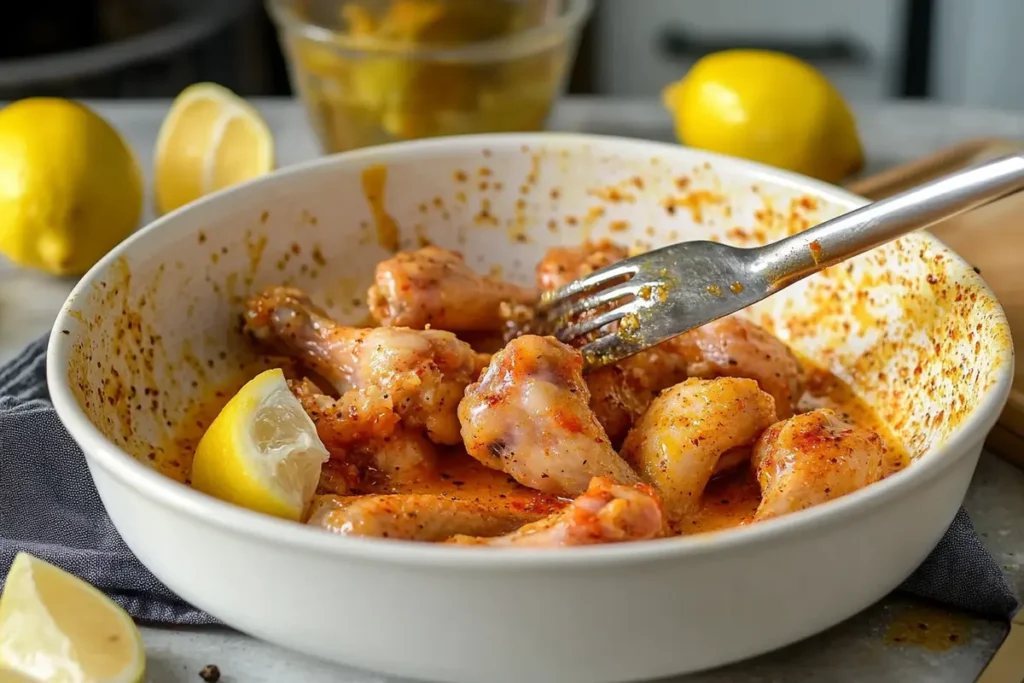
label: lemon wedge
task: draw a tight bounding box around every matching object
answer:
[0,667,42,682]
[154,82,274,215]
[663,50,863,183]
[0,98,143,276]
[0,552,145,683]
[190,368,329,521]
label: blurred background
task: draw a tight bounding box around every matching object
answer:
[6,0,1024,109]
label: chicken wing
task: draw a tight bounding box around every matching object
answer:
[291,377,437,494]
[536,239,630,291]
[308,491,564,541]
[590,316,804,444]
[368,246,536,332]
[459,335,640,496]
[351,430,442,493]
[245,287,487,445]
[620,377,777,523]
[752,409,886,521]
[290,378,400,450]
[449,478,665,547]
[671,316,804,420]
[586,345,692,447]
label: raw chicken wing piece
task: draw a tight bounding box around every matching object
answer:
[309,491,563,541]
[459,335,640,496]
[752,409,886,520]
[588,316,803,444]
[536,240,630,292]
[620,377,777,523]
[449,478,665,547]
[671,316,804,420]
[290,378,399,450]
[245,286,486,444]
[586,345,692,447]
[368,246,536,332]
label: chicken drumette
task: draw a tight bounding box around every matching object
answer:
[308,490,564,542]
[245,286,486,445]
[752,409,887,520]
[459,335,640,497]
[620,377,777,524]
[449,478,665,547]
[368,246,536,332]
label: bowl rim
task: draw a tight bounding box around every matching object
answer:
[47,132,1014,570]
[265,0,593,62]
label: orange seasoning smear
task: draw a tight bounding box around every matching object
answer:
[639,284,668,302]
[361,164,400,252]
[808,239,823,265]
[619,312,641,337]
[884,605,972,652]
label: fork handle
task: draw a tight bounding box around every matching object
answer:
[756,153,1024,291]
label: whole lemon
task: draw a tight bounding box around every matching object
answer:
[663,50,863,184]
[0,98,143,276]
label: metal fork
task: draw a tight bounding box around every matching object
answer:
[537,154,1024,370]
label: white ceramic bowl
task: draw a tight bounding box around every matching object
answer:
[48,134,1013,683]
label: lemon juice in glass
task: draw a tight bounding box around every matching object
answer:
[266,0,592,153]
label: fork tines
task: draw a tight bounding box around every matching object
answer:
[536,262,641,344]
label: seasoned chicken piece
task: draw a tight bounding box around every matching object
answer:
[317,457,360,496]
[586,345,692,447]
[620,377,777,523]
[245,287,487,444]
[752,409,886,521]
[368,246,536,332]
[671,316,804,420]
[358,429,440,492]
[503,238,628,341]
[536,239,630,291]
[585,366,654,449]
[290,378,400,450]
[449,478,665,547]
[459,335,640,497]
[308,491,564,541]
[315,427,440,495]
[586,315,803,446]
[291,378,436,494]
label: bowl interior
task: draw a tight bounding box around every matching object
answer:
[57,134,1012,484]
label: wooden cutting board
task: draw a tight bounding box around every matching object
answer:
[846,139,1024,467]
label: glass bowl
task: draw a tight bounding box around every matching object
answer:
[266,0,592,153]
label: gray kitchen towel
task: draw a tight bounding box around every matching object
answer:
[0,335,216,625]
[0,335,1019,624]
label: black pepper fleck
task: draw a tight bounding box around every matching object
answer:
[199,664,221,683]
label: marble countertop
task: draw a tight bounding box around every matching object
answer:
[4,97,1024,683]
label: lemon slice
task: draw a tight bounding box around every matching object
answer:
[190,368,330,521]
[154,82,274,215]
[0,667,42,682]
[0,553,145,683]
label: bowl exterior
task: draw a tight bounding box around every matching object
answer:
[90,438,983,682]
[50,133,1014,682]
